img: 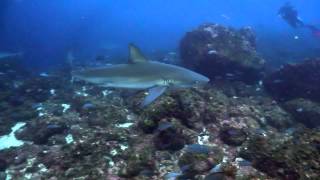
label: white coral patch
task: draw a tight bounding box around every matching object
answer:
[115,123,134,128]
[65,134,74,144]
[0,122,26,150]
[61,104,71,113]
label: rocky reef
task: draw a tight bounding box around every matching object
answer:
[264,58,320,102]
[240,127,320,179]
[283,98,320,128]
[180,23,265,83]
[3,62,318,179]
[264,58,320,128]
[0,69,283,179]
[1,25,320,179]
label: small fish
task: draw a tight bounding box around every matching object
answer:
[157,122,173,131]
[185,144,211,154]
[208,50,218,55]
[210,163,223,173]
[39,72,49,77]
[236,158,252,166]
[272,79,283,83]
[164,172,182,180]
[225,73,234,77]
[221,14,231,20]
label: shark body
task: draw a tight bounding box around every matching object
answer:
[73,44,209,106]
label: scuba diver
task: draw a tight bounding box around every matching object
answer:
[278,2,320,38]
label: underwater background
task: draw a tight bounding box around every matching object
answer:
[1,0,320,179]
[1,0,319,68]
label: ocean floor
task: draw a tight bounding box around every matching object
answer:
[0,58,319,180]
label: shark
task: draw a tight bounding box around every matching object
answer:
[72,44,209,106]
[0,52,23,60]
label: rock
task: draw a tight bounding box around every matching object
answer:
[139,88,229,131]
[154,122,186,151]
[178,146,223,178]
[119,148,155,178]
[164,172,182,180]
[180,23,265,83]
[240,128,320,179]
[0,172,6,179]
[184,144,211,154]
[0,118,14,136]
[0,158,7,171]
[219,126,247,146]
[16,121,68,144]
[204,173,227,180]
[264,58,320,102]
[171,89,222,129]
[138,119,158,134]
[228,96,293,130]
[284,98,320,128]
[262,102,293,129]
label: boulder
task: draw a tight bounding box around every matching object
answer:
[284,98,320,128]
[180,23,265,83]
[219,126,247,146]
[240,128,320,179]
[264,58,320,102]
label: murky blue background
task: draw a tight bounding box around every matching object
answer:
[0,0,319,68]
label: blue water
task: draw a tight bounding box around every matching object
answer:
[1,0,320,68]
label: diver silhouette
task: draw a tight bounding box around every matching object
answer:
[278,2,320,38]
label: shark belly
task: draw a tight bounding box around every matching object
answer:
[102,78,158,89]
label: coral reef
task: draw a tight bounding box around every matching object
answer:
[180,23,265,83]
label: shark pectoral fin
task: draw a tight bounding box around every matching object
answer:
[141,86,167,107]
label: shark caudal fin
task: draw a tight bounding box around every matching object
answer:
[128,43,148,64]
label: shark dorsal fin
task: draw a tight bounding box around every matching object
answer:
[129,43,148,64]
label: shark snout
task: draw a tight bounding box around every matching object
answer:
[195,74,210,84]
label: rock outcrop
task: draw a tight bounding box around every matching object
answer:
[180,23,265,83]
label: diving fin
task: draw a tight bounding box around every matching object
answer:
[141,86,167,107]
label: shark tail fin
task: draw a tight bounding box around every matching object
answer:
[129,43,148,64]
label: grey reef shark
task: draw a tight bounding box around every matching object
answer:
[72,44,209,107]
